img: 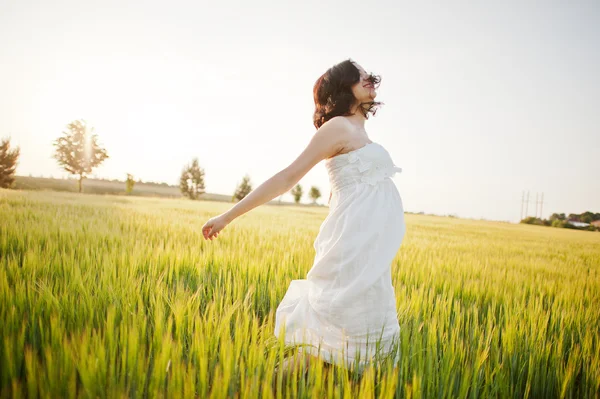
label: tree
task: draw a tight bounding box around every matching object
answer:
[309,186,321,205]
[53,119,109,193]
[179,157,205,199]
[125,173,135,194]
[233,174,252,201]
[0,137,20,189]
[550,213,564,221]
[520,216,545,226]
[580,211,595,224]
[290,184,303,204]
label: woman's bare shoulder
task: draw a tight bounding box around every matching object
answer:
[317,116,354,143]
[321,115,352,130]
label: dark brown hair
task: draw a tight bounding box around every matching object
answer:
[312,58,383,129]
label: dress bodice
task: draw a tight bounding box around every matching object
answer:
[325,142,402,191]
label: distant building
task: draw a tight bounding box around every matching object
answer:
[567,220,590,227]
[591,220,600,227]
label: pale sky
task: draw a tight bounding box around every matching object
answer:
[1,0,598,223]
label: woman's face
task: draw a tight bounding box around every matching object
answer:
[351,62,377,103]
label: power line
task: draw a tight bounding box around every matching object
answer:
[520,190,545,220]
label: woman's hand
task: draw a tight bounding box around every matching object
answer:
[201,214,230,240]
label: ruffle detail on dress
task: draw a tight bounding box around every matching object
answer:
[343,152,402,186]
[347,152,373,173]
[360,165,403,185]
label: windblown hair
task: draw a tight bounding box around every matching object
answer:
[312,58,383,129]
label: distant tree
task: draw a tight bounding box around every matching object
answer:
[550,213,565,221]
[290,184,303,204]
[52,119,109,193]
[179,157,205,199]
[0,137,20,189]
[309,186,321,204]
[233,174,252,201]
[580,211,595,224]
[520,216,545,226]
[125,173,135,194]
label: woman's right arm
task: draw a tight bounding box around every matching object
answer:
[222,118,346,223]
[202,118,347,240]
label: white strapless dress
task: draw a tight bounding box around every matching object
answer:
[274,141,406,372]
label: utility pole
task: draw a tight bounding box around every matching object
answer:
[521,191,525,220]
[534,192,545,219]
[520,190,545,221]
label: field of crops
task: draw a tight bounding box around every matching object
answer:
[1,189,599,398]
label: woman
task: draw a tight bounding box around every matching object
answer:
[201,58,406,375]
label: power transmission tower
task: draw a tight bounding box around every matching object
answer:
[520,190,545,221]
[521,191,525,220]
[535,192,544,219]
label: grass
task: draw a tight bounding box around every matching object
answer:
[1,189,599,398]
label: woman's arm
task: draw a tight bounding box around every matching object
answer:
[202,118,347,240]
[221,169,292,223]
[223,121,344,222]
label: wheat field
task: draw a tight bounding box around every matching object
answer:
[1,189,599,398]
